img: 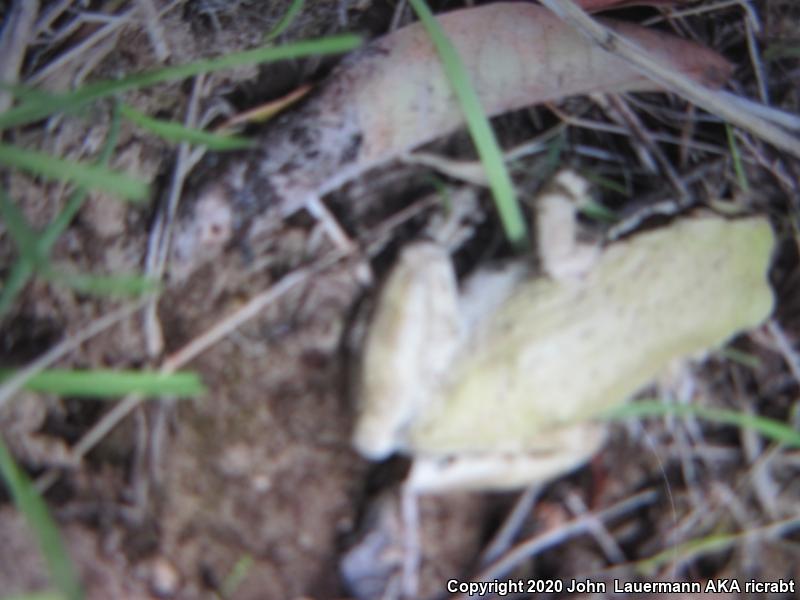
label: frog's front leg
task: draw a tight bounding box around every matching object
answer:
[536,170,600,282]
[354,242,463,460]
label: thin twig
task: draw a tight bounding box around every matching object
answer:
[743,10,768,105]
[35,393,145,493]
[480,485,541,566]
[463,489,658,590]
[735,133,798,194]
[137,0,169,62]
[161,258,343,371]
[71,29,121,88]
[34,0,74,36]
[389,0,410,32]
[603,94,691,201]
[0,0,40,113]
[0,299,149,411]
[548,103,731,156]
[26,7,135,86]
[565,492,627,563]
[767,320,800,385]
[717,91,800,131]
[143,74,206,358]
[34,253,348,495]
[642,0,760,29]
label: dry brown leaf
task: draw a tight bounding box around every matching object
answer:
[347,3,730,167]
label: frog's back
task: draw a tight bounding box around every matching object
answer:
[410,215,775,455]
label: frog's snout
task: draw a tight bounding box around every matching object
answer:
[169,185,234,282]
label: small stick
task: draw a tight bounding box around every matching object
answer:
[461,490,659,591]
[137,0,169,62]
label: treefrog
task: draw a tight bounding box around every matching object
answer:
[353,172,775,492]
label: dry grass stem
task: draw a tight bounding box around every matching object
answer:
[539,0,800,157]
[480,485,542,565]
[767,320,800,384]
[465,490,659,590]
[642,0,760,29]
[27,7,136,87]
[137,0,169,62]
[143,74,206,358]
[565,492,627,563]
[0,0,39,112]
[34,0,82,37]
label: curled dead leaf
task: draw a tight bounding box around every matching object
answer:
[343,2,731,166]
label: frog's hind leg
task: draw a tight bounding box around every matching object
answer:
[406,423,607,492]
[354,242,463,460]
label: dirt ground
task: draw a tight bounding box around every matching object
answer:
[1,1,799,599]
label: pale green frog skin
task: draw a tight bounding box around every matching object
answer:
[354,175,775,492]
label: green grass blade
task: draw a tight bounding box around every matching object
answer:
[40,191,90,252]
[264,0,305,42]
[720,347,761,370]
[222,554,255,598]
[544,130,566,173]
[0,369,206,398]
[0,187,42,317]
[407,0,527,247]
[763,44,800,61]
[0,259,35,318]
[635,530,740,574]
[0,105,123,319]
[0,35,362,130]
[602,400,800,448]
[726,124,750,193]
[0,80,60,104]
[0,437,83,600]
[579,199,619,223]
[44,268,161,297]
[0,188,42,262]
[1,593,66,600]
[0,144,148,201]
[40,102,122,250]
[119,104,253,150]
[582,171,629,197]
